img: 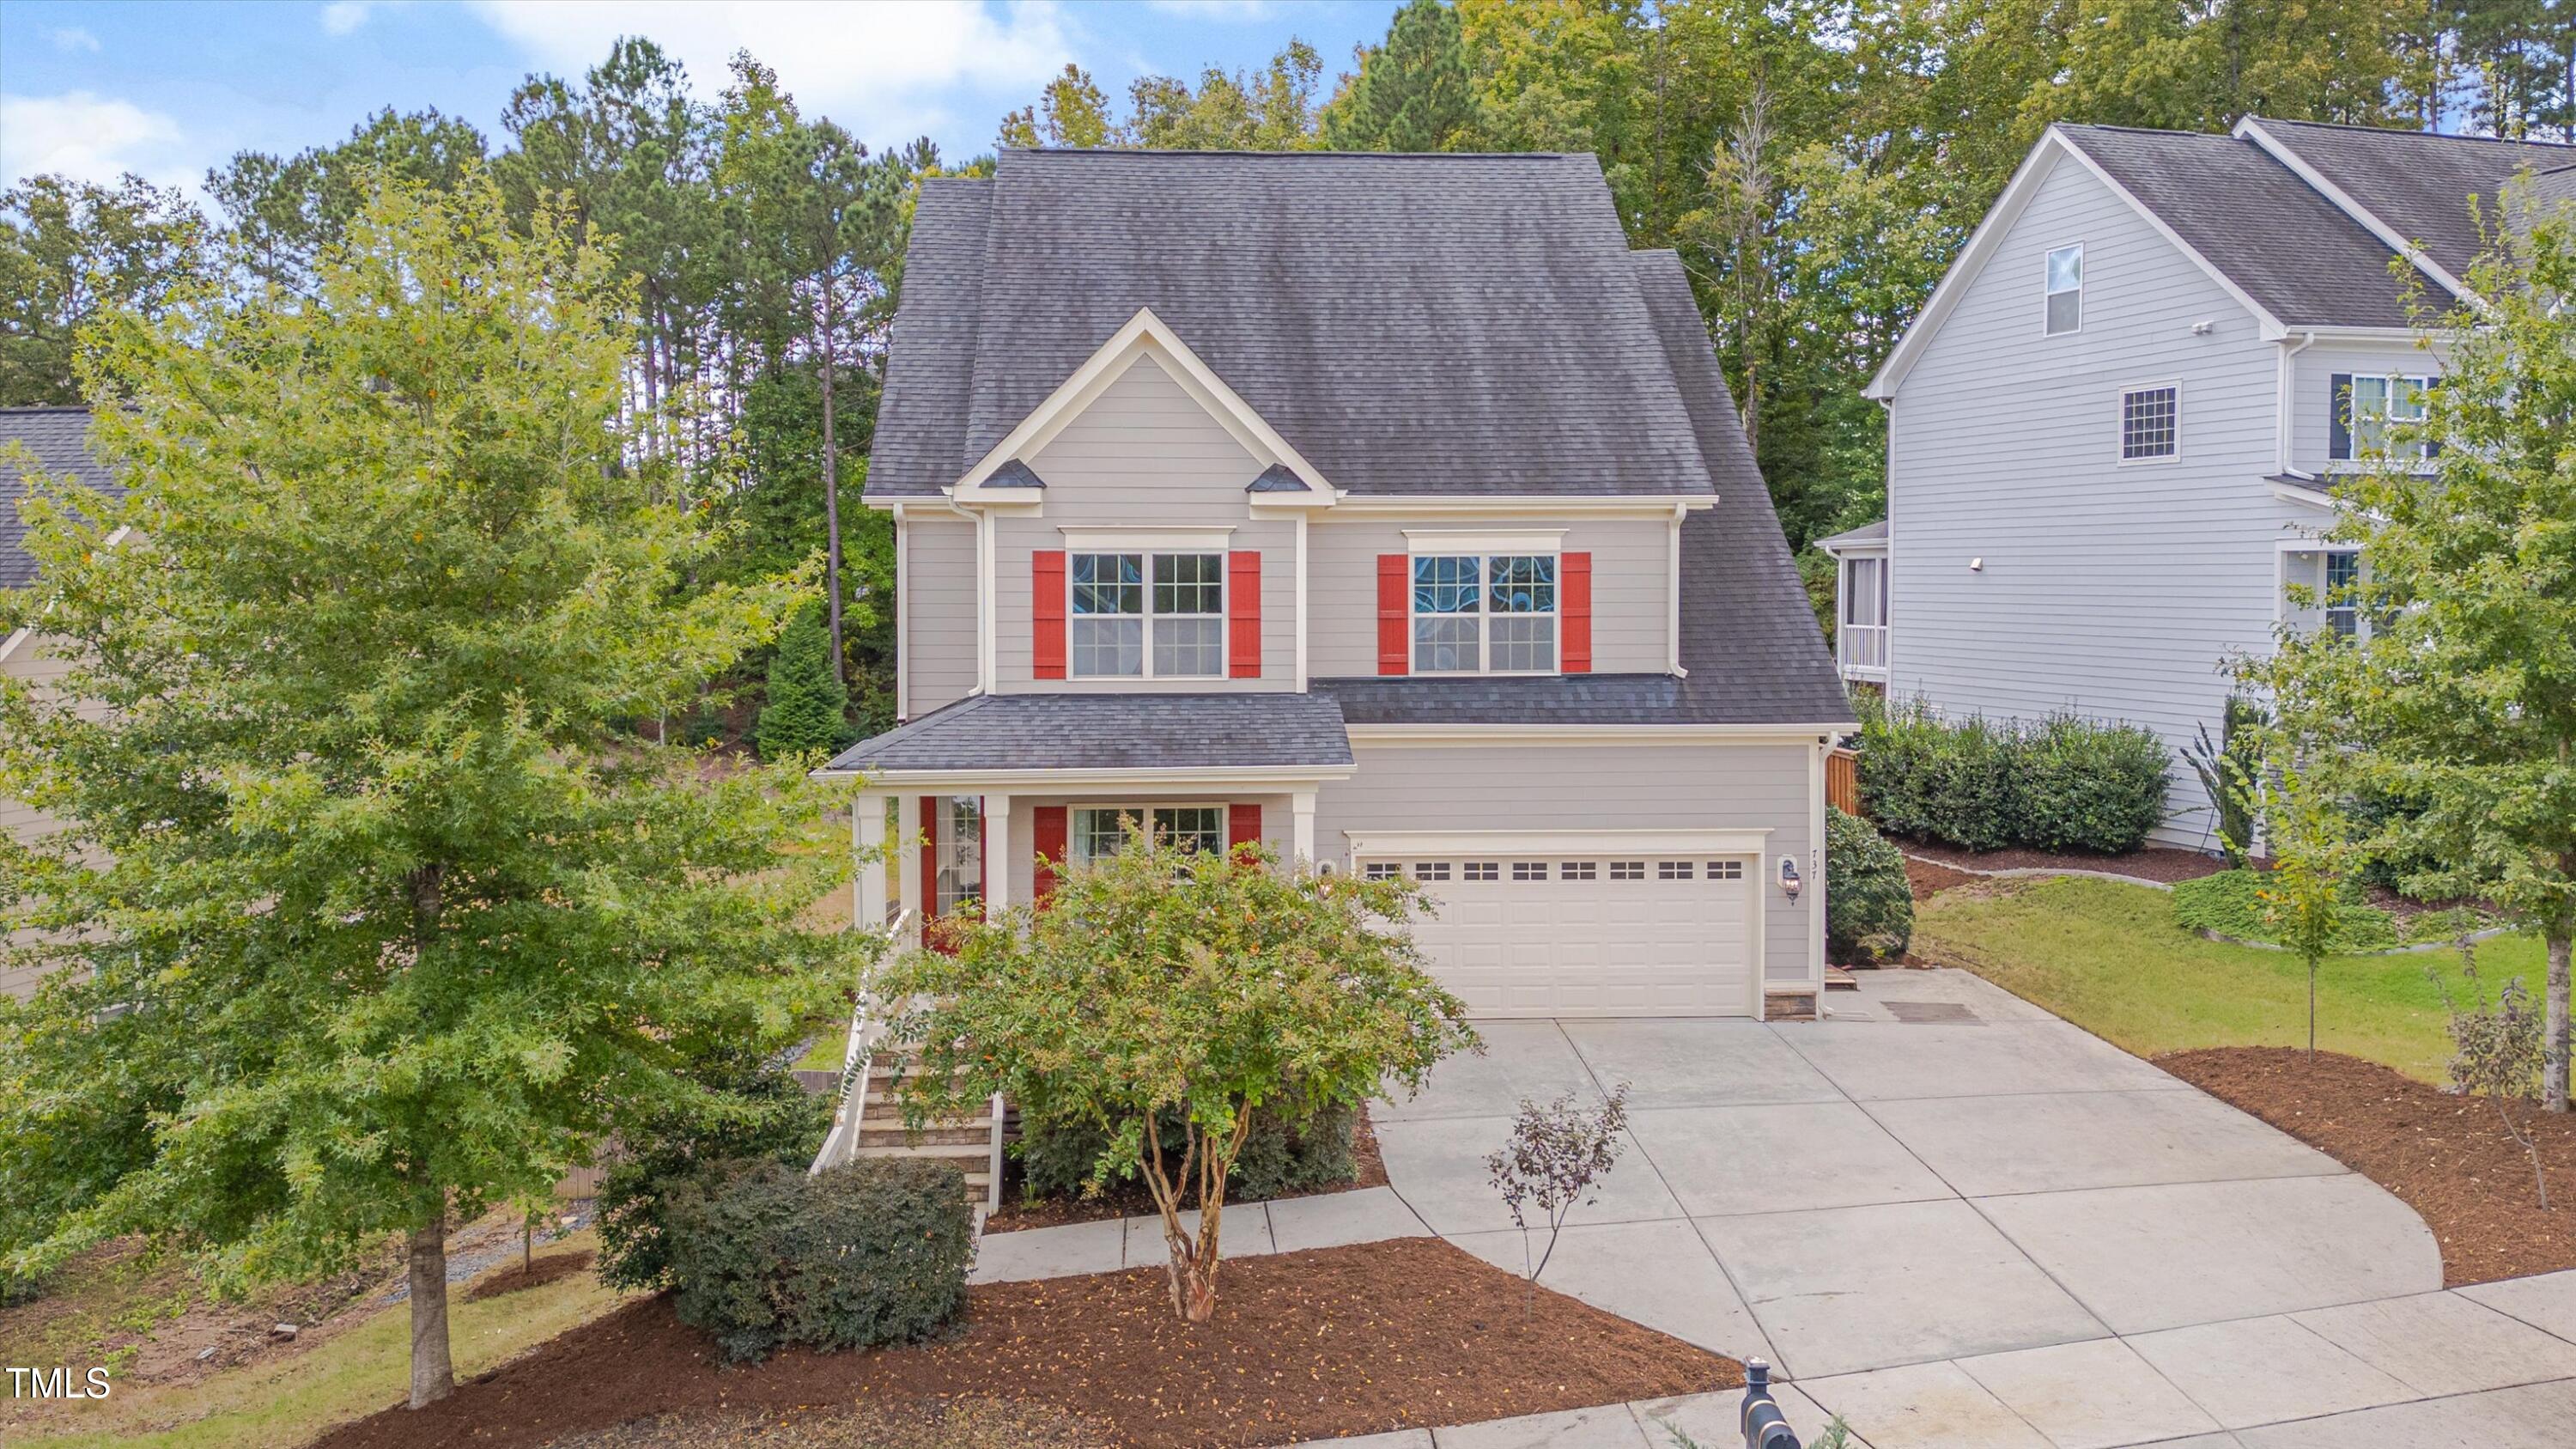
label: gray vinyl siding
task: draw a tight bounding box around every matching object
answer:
[1884,150,2323,848]
[1306,517,1670,677]
[1314,741,1817,982]
[903,519,978,716]
[993,356,1296,692]
[2288,340,2450,475]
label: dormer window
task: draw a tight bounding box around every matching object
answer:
[1069,551,1224,679]
[1414,553,1558,673]
[2044,243,2082,335]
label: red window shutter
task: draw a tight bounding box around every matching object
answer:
[1228,802,1262,859]
[1228,551,1262,678]
[1032,550,1067,679]
[1034,805,1068,904]
[920,795,951,954]
[1562,551,1593,674]
[1376,554,1409,675]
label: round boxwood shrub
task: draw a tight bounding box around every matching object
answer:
[663,1157,972,1364]
[1018,1098,1356,1205]
[1826,806,1914,963]
[2171,868,2398,953]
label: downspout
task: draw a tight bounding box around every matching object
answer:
[942,496,989,697]
[2276,332,2317,477]
[892,505,911,721]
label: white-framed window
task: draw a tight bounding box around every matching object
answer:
[934,795,983,916]
[2339,374,2434,464]
[1707,860,1745,880]
[1069,551,1224,679]
[1414,861,1451,881]
[1069,804,1225,864]
[2120,384,2178,461]
[1463,861,1500,881]
[1413,553,1558,674]
[1609,860,1645,881]
[1363,861,1400,880]
[2324,551,2361,641]
[1658,860,1693,880]
[1512,861,1547,881]
[1560,861,1597,881]
[2044,243,2083,335]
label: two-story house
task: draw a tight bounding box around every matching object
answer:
[1833,119,2573,849]
[3,405,124,1000]
[819,149,1853,1020]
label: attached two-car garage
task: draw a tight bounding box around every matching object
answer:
[1349,833,1765,1019]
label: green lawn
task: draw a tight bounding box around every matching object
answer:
[1917,876,2551,1084]
[14,1233,635,1449]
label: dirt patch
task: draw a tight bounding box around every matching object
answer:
[465,1249,596,1302]
[2159,1047,2576,1287]
[1901,840,2227,884]
[310,1237,1740,1449]
[1905,856,1982,901]
[985,1105,1391,1235]
[552,1397,1108,1448]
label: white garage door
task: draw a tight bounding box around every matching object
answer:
[1364,851,1759,1018]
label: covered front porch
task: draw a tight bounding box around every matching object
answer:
[815,691,1358,947]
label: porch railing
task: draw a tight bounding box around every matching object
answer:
[1840,624,1886,673]
[810,909,908,1176]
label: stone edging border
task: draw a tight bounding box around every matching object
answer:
[1902,852,2180,892]
[2190,924,2513,957]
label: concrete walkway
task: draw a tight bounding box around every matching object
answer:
[968,1184,1431,1284]
[1321,970,2576,1448]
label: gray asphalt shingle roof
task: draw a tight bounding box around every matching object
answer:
[1815,520,1886,550]
[868,149,1719,499]
[2056,125,2430,329]
[823,691,1354,774]
[2,406,118,592]
[2251,119,2574,287]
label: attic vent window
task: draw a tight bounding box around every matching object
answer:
[2044,243,2083,335]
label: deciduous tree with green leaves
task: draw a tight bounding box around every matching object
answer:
[878,833,1477,1323]
[0,174,209,405]
[2238,176,2575,1107]
[0,172,861,1407]
[2257,766,2360,1062]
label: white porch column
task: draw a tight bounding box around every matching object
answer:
[854,792,888,933]
[981,793,1013,913]
[1291,788,1317,867]
[896,792,925,946]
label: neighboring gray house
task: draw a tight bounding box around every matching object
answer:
[1838,119,2573,849]
[819,149,1852,1020]
[3,406,124,1000]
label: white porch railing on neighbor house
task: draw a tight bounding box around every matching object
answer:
[1841,623,1887,674]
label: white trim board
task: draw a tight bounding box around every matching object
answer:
[1346,828,1772,858]
[817,764,1357,788]
[1346,724,1854,746]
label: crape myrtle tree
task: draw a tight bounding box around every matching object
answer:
[2238,177,2575,1108]
[879,831,1478,1323]
[0,172,865,1407]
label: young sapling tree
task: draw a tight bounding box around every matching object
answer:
[1486,1082,1631,1317]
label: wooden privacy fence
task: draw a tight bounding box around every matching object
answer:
[1826,747,1862,816]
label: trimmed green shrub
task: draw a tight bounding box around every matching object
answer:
[595,1052,834,1293]
[2171,868,2398,953]
[664,1157,972,1364]
[1017,1099,1357,1205]
[1826,807,1914,962]
[1858,697,2172,855]
[2016,712,2171,855]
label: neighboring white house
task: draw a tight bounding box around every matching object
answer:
[818,149,1853,1021]
[1843,118,2573,849]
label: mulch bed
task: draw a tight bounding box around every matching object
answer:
[465,1250,597,1302]
[1900,839,2228,884]
[309,1237,1739,1449]
[1904,856,1983,901]
[2159,1047,2576,1287]
[984,1106,1390,1235]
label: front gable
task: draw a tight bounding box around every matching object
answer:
[952,308,1332,507]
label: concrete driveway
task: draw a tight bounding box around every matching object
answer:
[1370,969,2576,1448]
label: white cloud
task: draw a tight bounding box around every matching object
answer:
[319,3,377,35]
[465,1,1078,148]
[47,26,104,52]
[0,92,191,191]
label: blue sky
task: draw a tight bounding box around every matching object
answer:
[0,2,1399,200]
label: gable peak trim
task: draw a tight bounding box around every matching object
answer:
[951,306,1335,503]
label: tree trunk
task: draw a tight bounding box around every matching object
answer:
[407,1209,453,1409]
[2547,930,2570,1113]
[820,313,847,686]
